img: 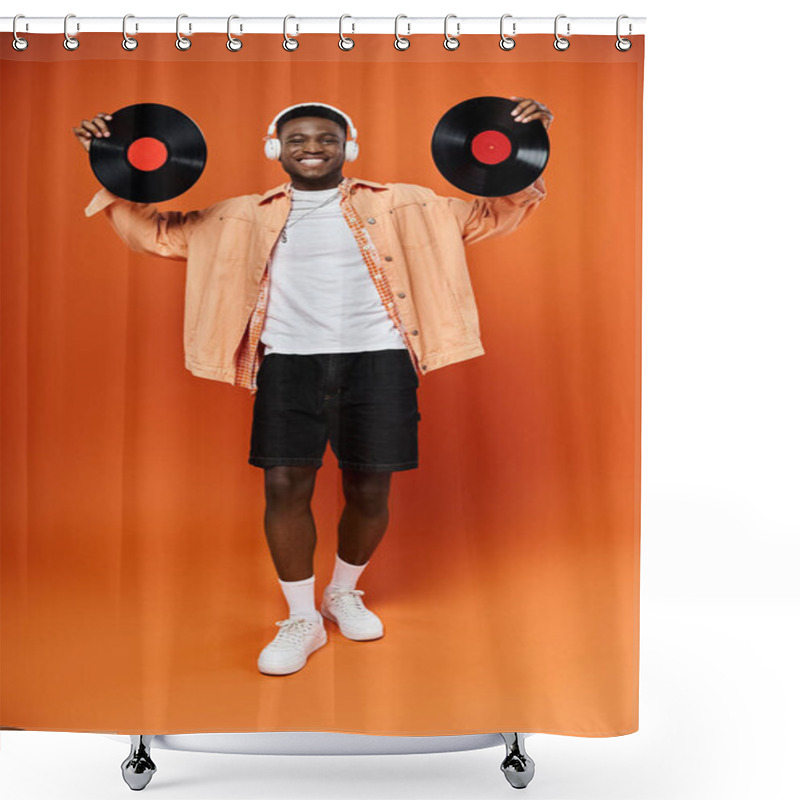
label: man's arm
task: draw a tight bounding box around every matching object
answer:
[84,187,224,261]
[444,175,547,246]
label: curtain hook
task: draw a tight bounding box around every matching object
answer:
[63,13,80,51]
[554,14,570,51]
[227,15,243,51]
[283,15,299,51]
[615,14,632,51]
[499,14,516,50]
[12,14,29,51]
[339,14,355,50]
[443,13,460,51]
[122,14,138,51]
[176,14,192,50]
[394,15,410,51]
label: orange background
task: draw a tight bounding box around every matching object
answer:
[0,33,642,736]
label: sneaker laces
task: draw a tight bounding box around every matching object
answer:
[326,588,368,617]
[271,616,317,649]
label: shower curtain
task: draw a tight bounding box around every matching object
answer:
[0,30,643,737]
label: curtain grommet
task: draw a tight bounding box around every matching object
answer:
[226,15,243,51]
[394,15,410,50]
[283,15,299,51]
[615,15,632,51]
[176,14,191,50]
[338,14,355,50]
[63,13,79,51]
[122,14,138,51]
[554,14,570,51]
[499,14,516,50]
[443,14,460,51]
[12,14,29,51]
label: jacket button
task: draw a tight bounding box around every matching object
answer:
[367,217,376,224]
[397,292,406,298]
[411,330,419,336]
[385,255,393,261]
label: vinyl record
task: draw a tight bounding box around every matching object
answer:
[431,96,549,197]
[89,103,207,203]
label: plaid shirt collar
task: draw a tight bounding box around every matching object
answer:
[257,176,389,205]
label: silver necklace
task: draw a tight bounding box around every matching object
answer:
[280,190,340,243]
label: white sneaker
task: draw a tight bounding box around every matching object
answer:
[257,611,327,675]
[320,587,384,641]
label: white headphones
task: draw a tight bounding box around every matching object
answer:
[263,102,359,162]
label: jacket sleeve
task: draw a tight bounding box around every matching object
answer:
[445,175,547,246]
[83,186,222,261]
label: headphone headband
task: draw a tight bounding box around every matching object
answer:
[267,102,358,140]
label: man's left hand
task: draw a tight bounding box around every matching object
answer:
[509,97,554,130]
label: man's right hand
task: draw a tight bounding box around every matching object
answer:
[72,113,113,152]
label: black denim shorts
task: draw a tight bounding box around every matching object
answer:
[249,348,420,472]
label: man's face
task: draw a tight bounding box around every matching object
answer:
[278,116,347,189]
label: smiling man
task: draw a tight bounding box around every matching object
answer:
[77,98,552,677]
[278,110,346,190]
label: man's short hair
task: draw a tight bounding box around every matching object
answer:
[276,105,348,139]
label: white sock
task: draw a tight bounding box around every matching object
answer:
[328,554,368,591]
[278,575,318,620]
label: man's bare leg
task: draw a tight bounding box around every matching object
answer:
[258,464,327,675]
[337,469,392,565]
[263,465,319,581]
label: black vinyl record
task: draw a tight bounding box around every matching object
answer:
[431,96,549,197]
[89,103,207,203]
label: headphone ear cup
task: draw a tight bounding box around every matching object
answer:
[345,141,359,162]
[264,138,281,160]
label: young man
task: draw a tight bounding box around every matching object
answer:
[76,97,552,676]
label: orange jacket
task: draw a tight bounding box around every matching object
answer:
[84,174,546,388]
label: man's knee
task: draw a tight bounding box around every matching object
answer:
[341,470,391,515]
[264,465,318,505]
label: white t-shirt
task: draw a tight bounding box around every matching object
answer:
[260,186,406,354]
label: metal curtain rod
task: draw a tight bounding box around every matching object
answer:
[1,16,646,36]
